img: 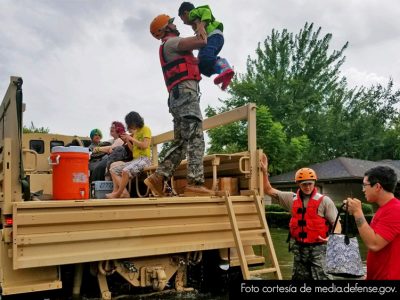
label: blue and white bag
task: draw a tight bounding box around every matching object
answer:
[325,203,365,278]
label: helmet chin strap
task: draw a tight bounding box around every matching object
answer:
[164,24,180,36]
[167,28,180,36]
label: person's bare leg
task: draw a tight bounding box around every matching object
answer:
[106,171,122,198]
[111,171,120,192]
[115,170,131,198]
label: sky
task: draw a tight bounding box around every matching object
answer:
[1,0,400,140]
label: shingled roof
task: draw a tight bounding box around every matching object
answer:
[269,157,400,184]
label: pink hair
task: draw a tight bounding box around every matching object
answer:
[111,121,126,135]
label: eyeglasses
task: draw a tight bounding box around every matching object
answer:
[362,182,377,191]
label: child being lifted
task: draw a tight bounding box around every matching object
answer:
[178,2,234,90]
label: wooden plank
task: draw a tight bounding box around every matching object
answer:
[249,268,278,276]
[230,256,265,267]
[252,191,282,279]
[225,193,250,279]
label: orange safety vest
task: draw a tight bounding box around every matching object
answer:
[159,43,201,92]
[289,188,330,244]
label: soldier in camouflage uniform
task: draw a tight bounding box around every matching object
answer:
[146,14,215,197]
[261,154,341,280]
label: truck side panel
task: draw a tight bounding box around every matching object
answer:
[13,197,264,269]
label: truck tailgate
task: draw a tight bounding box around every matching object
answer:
[13,196,264,269]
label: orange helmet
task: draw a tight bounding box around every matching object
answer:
[295,168,317,182]
[150,14,173,40]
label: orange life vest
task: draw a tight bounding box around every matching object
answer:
[159,42,201,92]
[289,188,330,244]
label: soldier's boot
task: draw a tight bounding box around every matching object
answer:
[213,58,234,91]
[144,173,165,197]
[183,184,216,197]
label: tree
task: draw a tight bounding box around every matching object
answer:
[206,105,310,173]
[337,80,400,160]
[23,122,49,133]
[208,22,400,174]
[158,141,173,162]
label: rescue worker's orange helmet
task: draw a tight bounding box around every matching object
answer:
[150,14,174,40]
[295,168,317,182]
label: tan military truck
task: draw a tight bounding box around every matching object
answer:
[0,76,281,299]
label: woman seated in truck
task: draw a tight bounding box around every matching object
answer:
[90,121,125,181]
[106,111,152,198]
[93,121,125,153]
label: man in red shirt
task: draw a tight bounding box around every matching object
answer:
[346,166,400,280]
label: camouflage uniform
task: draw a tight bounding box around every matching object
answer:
[156,84,205,185]
[291,243,332,280]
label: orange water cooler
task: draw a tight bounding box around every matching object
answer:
[49,146,89,200]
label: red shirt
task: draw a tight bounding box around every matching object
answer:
[367,198,400,280]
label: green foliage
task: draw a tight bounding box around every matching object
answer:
[361,203,373,214]
[23,122,49,133]
[335,81,400,160]
[208,22,400,173]
[206,104,310,173]
[265,204,287,212]
[205,105,247,154]
[265,212,290,228]
[158,141,173,162]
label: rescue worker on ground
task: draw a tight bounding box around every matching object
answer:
[260,153,341,280]
[145,14,215,197]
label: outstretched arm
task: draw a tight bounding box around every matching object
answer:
[178,35,207,52]
[260,153,281,197]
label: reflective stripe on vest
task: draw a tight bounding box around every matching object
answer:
[289,188,330,243]
[159,43,201,92]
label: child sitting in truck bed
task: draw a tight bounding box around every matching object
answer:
[106,112,152,198]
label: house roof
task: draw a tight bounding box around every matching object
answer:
[269,157,400,184]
